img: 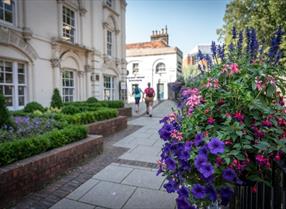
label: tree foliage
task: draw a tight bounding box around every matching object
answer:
[50,88,63,108]
[218,0,286,52]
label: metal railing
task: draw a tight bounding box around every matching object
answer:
[229,160,286,209]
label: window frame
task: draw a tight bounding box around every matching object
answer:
[103,75,115,100]
[107,30,112,56]
[106,0,112,7]
[0,59,27,110]
[0,0,16,26]
[156,62,166,73]
[62,70,75,102]
[62,5,76,43]
[132,63,139,74]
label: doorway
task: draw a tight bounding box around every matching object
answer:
[157,83,164,101]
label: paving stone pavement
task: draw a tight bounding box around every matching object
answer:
[11,100,178,209]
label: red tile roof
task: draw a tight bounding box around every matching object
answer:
[126,40,168,49]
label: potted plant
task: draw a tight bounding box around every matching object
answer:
[158,28,286,209]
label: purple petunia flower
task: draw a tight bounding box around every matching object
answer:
[163,179,178,193]
[207,137,224,155]
[184,141,192,152]
[194,133,203,146]
[191,184,206,199]
[206,184,217,202]
[222,168,237,182]
[165,157,176,171]
[220,186,234,206]
[194,154,207,169]
[176,197,197,209]
[198,145,208,156]
[159,123,174,141]
[178,186,190,198]
[177,150,190,161]
[198,162,214,178]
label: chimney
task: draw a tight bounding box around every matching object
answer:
[150,25,169,46]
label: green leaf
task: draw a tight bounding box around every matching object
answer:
[266,84,275,98]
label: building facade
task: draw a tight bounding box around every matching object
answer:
[0,0,127,110]
[126,27,183,103]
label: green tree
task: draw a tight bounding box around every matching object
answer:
[50,88,63,108]
[0,93,12,128]
[218,0,286,49]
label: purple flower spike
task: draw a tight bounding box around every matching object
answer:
[207,137,225,155]
[191,184,206,199]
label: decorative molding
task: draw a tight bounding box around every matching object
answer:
[79,8,87,16]
[115,29,120,35]
[103,4,119,17]
[22,27,33,41]
[50,58,61,68]
[84,64,92,72]
[0,27,38,61]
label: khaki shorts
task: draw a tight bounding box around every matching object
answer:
[145,96,154,106]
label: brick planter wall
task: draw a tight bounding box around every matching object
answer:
[118,107,132,117]
[88,116,128,136]
[0,135,103,207]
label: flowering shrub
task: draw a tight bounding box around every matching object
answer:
[0,116,61,142]
[158,28,286,209]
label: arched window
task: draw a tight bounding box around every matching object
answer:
[156,62,166,73]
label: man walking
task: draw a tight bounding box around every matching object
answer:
[143,82,155,117]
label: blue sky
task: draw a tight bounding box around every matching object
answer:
[126,0,229,55]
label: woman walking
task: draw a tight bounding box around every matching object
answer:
[132,84,143,113]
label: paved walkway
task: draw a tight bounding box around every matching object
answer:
[125,100,159,117]
[49,100,177,209]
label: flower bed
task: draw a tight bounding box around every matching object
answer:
[0,125,87,166]
[158,28,286,209]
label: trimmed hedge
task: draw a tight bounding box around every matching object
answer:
[64,100,124,109]
[86,97,98,103]
[0,125,87,166]
[57,108,118,124]
[61,105,99,115]
[24,102,45,113]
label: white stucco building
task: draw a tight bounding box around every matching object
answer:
[126,27,183,103]
[0,0,127,110]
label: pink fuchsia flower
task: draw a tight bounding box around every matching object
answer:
[207,117,215,125]
[215,156,223,166]
[255,154,270,168]
[225,113,232,118]
[262,119,272,127]
[277,118,286,126]
[266,75,276,85]
[230,63,239,74]
[224,140,233,146]
[275,153,281,161]
[170,130,183,141]
[213,79,219,88]
[251,185,257,193]
[255,78,263,91]
[186,94,201,108]
[233,112,245,121]
[206,79,212,88]
[221,64,229,73]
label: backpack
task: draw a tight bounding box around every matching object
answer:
[134,87,140,95]
[146,88,154,97]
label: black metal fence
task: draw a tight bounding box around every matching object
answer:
[229,160,286,209]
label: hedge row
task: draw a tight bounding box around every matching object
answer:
[64,100,124,109]
[57,108,118,124]
[0,125,87,166]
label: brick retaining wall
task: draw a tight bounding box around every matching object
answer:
[118,107,132,117]
[87,116,128,136]
[0,135,103,207]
